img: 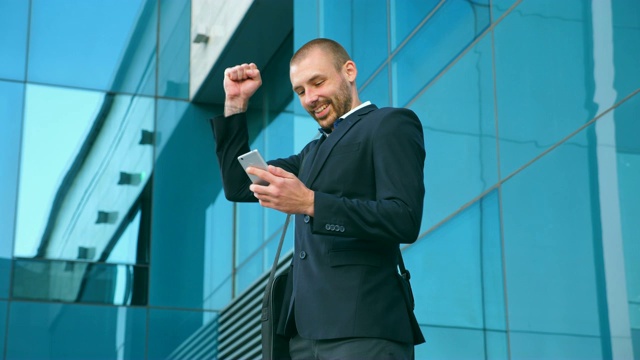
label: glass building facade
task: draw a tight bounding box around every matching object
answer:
[1,0,639,359]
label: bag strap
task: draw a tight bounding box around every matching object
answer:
[261,213,291,322]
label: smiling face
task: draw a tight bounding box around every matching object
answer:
[290,47,360,129]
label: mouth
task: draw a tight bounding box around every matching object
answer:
[314,103,330,119]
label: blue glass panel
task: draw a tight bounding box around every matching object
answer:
[359,65,390,108]
[16,85,154,262]
[409,35,497,231]
[404,190,503,330]
[353,0,388,83]
[151,100,219,308]
[491,0,518,22]
[501,129,600,337]
[0,81,23,281]
[158,0,190,99]
[612,0,640,101]
[389,0,440,50]
[12,259,148,305]
[28,0,156,95]
[148,308,218,360]
[392,0,491,107]
[415,325,486,359]
[0,1,29,81]
[293,0,319,49]
[509,332,603,359]
[6,301,146,359]
[486,330,509,359]
[319,0,352,50]
[493,1,597,177]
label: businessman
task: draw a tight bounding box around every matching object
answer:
[211,38,426,359]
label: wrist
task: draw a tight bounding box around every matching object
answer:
[224,97,248,117]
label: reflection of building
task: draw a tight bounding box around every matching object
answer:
[0,0,639,359]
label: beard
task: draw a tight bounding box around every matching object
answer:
[309,78,353,128]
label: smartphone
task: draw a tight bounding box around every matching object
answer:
[237,149,269,185]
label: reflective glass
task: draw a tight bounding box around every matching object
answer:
[501,130,602,337]
[612,0,640,100]
[319,0,352,51]
[409,35,497,231]
[28,0,156,95]
[12,258,148,305]
[415,326,487,359]
[404,190,503,330]
[494,0,597,177]
[0,0,29,81]
[392,0,491,107]
[0,81,23,299]
[6,301,146,359]
[352,0,388,83]
[359,65,391,108]
[491,0,518,21]
[151,100,219,309]
[389,0,440,50]
[158,0,190,99]
[148,308,219,360]
[293,0,318,50]
[235,250,263,296]
[15,85,154,263]
[509,332,603,359]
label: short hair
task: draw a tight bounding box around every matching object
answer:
[290,38,352,71]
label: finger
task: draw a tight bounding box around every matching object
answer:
[246,166,278,183]
[268,165,295,179]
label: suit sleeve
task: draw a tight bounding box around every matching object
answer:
[210,113,305,202]
[312,108,426,244]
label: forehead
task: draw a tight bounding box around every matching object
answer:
[290,48,337,86]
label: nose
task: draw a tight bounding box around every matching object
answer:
[303,88,318,107]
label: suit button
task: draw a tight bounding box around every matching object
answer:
[325,224,331,230]
[339,226,345,232]
[329,224,335,231]
[303,215,310,223]
[299,251,307,259]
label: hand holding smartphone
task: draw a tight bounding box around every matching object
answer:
[237,149,269,185]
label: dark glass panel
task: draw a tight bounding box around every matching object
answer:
[6,301,146,359]
[158,0,190,99]
[12,258,148,305]
[0,81,23,298]
[150,100,220,309]
[148,308,219,360]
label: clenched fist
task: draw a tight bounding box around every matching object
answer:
[223,63,262,116]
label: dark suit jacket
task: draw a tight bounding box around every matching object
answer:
[211,104,426,344]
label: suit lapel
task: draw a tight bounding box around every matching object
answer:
[304,104,377,187]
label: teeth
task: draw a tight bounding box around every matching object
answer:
[315,104,328,114]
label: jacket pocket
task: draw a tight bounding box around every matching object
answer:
[329,250,382,267]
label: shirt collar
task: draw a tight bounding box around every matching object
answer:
[319,101,371,136]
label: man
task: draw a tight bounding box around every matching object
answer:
[211,38,425,359]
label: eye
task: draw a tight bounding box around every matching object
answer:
[315,80,324,86]
[296,90,305,96]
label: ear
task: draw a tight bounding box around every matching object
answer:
[343,60,358,82]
